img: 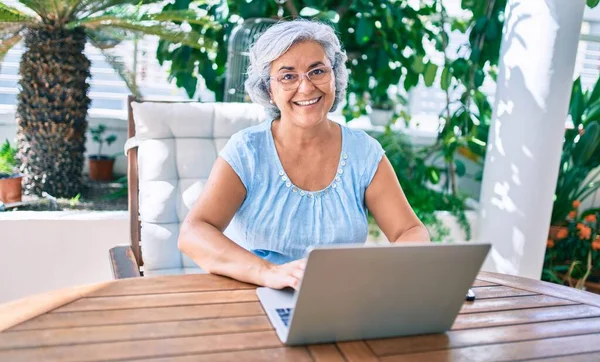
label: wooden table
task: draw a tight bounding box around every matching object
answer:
[2,272,600,361]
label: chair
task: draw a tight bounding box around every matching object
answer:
[109,96,266,278]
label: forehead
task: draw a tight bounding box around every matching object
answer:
[270,41,329,72]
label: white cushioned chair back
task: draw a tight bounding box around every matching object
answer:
[130,102,266,275]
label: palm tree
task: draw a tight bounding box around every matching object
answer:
[0,1,209,197]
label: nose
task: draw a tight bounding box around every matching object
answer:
[297,74,316,94]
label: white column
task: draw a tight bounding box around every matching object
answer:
[477,0,585,279]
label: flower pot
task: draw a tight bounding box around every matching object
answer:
[89,157,115,181]
[369,108,394,126]
[0,174,22,203]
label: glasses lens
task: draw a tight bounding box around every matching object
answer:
[277,73,299,90]
[307,67,331,84]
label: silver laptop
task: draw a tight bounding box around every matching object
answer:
[257,242,491,345]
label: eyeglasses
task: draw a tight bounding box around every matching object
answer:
[269,66,333,91]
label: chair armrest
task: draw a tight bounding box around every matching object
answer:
[109,246,141,279]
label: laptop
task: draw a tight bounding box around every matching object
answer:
[257,242,491,345]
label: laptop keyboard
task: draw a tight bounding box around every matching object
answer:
[276,308,293,326]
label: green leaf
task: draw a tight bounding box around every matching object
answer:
[423,62,438,87]
[0,3,34,23]
[474,16,488,33]
[569,77,585,127]
[410,55,425,73]
[474,69,485,88]
[587,76,600,106]
[403,71,419,91]
[573,121,600,165]
[454,159,466,177]
[356,17,373,45]
[427,167,441,184]
[485,17,499,40]
[441,66,451,91]
[588,0,600,8]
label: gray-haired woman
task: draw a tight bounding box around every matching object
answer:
[179,19,430,290]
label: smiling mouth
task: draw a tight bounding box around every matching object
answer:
[293,96,322,106]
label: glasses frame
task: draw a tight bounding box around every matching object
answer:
[268,65,334,91]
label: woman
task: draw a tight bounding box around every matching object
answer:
[179,19,429,290]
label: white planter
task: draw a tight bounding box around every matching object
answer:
[369,108,394,126]
[0,211,128,303]
[367,210,478,244]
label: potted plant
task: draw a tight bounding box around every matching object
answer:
[543,203,600,292]
[0,140,22,204]
[369,94,396,126]
[548,77,600,241]
[88,124,117,182]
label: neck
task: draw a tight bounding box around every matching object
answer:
[273,116,334,149]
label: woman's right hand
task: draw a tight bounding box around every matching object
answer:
[259,259,306,290]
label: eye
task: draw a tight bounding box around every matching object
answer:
[280,73,298,82]
[310,68,325,75]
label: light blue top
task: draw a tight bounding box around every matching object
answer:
[219,119,385,264]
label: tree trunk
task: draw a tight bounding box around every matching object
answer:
[16,25,91,198]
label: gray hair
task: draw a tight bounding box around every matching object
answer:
[244,19,349,119]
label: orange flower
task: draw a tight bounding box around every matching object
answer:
[573,200,581,208]
[556,228,569,239]
[584,214,597,223]
[568,211,577,219]
[547,239,555,248]
[577,223,592,239]
[592,240,600,251]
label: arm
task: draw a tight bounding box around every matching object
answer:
[365,156,430,243]
[178,158,304,288]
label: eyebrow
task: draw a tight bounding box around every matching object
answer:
[277,61,326,72]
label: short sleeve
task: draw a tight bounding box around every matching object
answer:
[218,132,254,192]
[360,133,385,188]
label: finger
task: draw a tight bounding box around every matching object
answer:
[289,276,300,290]
[291,268,304,280]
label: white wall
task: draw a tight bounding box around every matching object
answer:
[0,211,128,304]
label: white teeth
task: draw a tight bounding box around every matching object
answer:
[295,97,320,106]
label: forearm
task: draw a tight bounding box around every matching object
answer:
[178,221,272,286]
[393,224,431,243]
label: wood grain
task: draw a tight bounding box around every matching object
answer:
[478,271,600,307]
[54,289,257,312]
[468,285,537,299]
[0,282,109,332]
[472,279,498,287]
[337,341,378,361]
[308,344,346,362]
[127,95,142,267]
[379,333,600,362]
[0,330,283,362]
[10,302,263,331]
[143,347,314,362]
[87,274,255,297]
[452,304,600,330]
[0,316,272,349]
[109,245,140,279]
[459,295,577,314]
[368,316,600,356]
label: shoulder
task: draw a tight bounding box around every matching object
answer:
[342,125,383,153]
[226,120,271,152]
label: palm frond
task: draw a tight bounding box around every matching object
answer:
[0,26,24,74]
[69,17,205,49]
[0,2,35,23]
[71,0,162,19]
[17,0,56,19]
[85,26,127,48]
[142,10,218,27]
[89,32,140,98]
